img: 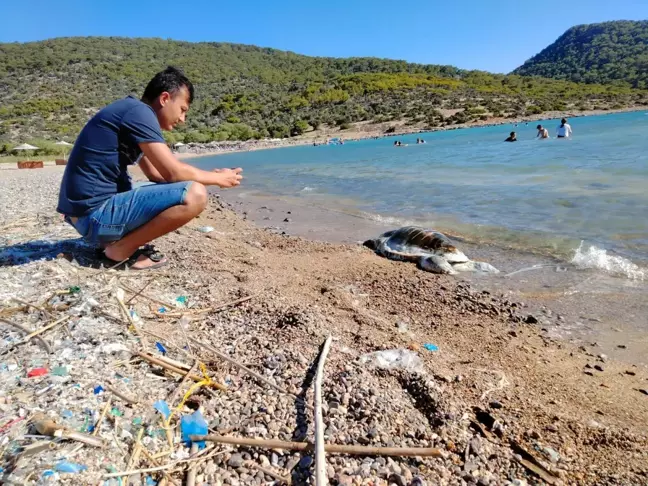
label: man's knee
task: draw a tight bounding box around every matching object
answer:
[184,182,208,212]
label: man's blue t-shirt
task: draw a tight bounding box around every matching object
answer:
[57,96,165,216]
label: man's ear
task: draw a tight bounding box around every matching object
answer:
[159,91,171,106]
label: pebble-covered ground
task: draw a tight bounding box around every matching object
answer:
[0,167,647,486]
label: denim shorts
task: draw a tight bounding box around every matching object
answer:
[65,181,193,247]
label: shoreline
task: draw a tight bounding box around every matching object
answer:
[1,106,645,166]
[216,188,648,368]
[0,166,647,484]
[177,105,648,160]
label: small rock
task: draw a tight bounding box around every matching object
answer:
[283,218,291,223]
[489,400,503,409]
[524,315,538,324]
[543,446,561,463]
[617,344,627,349]
[594,365,604,372]
[228,454,245,468]
[298,456,313,469]
[546,424,558,432]
[388,474,407,486]
[638,389,648,396]
[625,370,636,376]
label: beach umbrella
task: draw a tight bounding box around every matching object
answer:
[55,140,73,158]
[12,143,39,151]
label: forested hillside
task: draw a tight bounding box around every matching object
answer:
[514,21,648,88]
[1,36,646,144]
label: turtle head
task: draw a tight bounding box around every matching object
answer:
[442,245,470,263]
[363,239,378,251]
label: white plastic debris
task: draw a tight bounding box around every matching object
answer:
[196,226,215,233]
[359,349,424,373]
[100,343,130,354]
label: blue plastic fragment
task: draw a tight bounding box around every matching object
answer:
[155,342,167,355]
[94,385,105,395]
[153,400,171,420]
[55,461,88,473]
[158,307,166,313]
[176,296,187,304]
[41,469,55,478]
[61,409,74,419]
[423,343,439,352]
[145,476,157,485]
[180,410,208,449]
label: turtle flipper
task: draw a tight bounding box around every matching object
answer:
[452,260,500,273]
[419,255,457,275]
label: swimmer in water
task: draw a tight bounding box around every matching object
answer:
[504,131,517,142]
[536,124,549,139]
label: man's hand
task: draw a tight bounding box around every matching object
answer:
[140,142,244,187]
[213,168,243,188]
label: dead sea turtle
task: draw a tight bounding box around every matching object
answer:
[363,226,499,275]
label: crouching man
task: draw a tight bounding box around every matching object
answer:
[57,66,242,269]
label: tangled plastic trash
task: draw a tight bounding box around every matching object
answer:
[180,410,208,449]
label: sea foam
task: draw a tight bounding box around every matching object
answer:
[571,242,645,280]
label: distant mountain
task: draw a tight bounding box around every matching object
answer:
[513,20,648,88]
[0,37,646,143]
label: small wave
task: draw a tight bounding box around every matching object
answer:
[571,242,645,280]
[299,187,315,193]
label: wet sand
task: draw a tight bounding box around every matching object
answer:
[217,187,648,369]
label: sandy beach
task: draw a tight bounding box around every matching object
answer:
[0,166,646,485]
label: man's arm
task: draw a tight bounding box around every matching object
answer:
[139,142,242,187]
[138,156,167,183]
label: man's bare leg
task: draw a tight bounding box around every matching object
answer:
[104,182,208,269]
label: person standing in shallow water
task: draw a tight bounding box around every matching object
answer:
[556,118,572,138]
[504,131,517,142]
[57,66,243,270]
[536,124,549,139]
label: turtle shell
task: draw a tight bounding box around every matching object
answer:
[370,226,469,263]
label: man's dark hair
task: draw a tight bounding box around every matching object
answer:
[142,66,194,104]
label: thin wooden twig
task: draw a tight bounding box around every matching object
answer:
[245,460,292,484]
[155,295,253,317]
[11,298,51,319]
[124,277,158,305]
[24,315,70,341]
[120,283,170,308]
[0,317,52,354]
[192,435,444,457]
[135,351,227,391]
[92,398,112,436]
[105,384,140,405]
[188,337,312,410]
[314,335,332,486]
[186,443,199,486]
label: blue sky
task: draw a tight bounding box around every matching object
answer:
[2,0,647,73]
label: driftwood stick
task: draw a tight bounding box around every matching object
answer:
[33,413,104,448]
[188,337,312,410]
[186,443,199,486]
[0,317,52,354]
[135,351,227,392]
[314,335,332,486]
[192,435,444,458]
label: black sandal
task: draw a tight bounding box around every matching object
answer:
[100,245,168,270]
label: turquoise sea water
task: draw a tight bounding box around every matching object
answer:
[192,111,648,279]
